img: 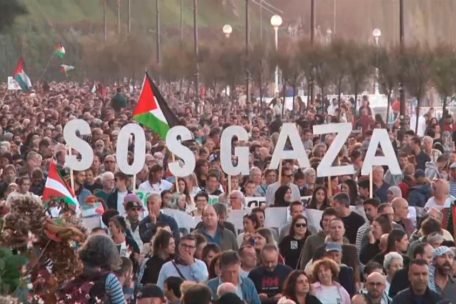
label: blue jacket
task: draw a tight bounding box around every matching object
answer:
[139,212,180,243]
[408,184,432,207]
[206,276,261,304]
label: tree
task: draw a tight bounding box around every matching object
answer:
[432,45,456,115]
[346,43,373,110]
[0,0,27,33]
[308,44,333,112]
[247,42,271,111]
[296,40,316,111]
[271,40,301,114]
[328,39,351,115]
[400,45,432,133]
[376,47,400,123]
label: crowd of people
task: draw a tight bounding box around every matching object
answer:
[1,81,456,304]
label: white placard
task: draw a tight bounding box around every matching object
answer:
[7,77,21,90]
[245,196,266,209]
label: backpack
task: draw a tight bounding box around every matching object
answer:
[57,271,110,304]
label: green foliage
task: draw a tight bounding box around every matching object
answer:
[0,247,27,295]
[0,0,27,33]
[432,46,456,100]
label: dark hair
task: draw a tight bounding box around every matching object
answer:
[243,213,260,230]
[208,253,221,279]
[152,229,174,256]
[342,179,358,205]
[308,186,330,210]
[180,234,197,243]
[386,229,407,253]
[409,259,428,268]
[194,191,209,202]
[289,215,311,239]
[114,171,128,181]
[252,207,265,217]
[363,198,381,207]
[358,179,370,190]
[274,185,291,207]
[378,203,392,214]
[219,250,241,268]
[79,235,121,271]
[421,217,442,236]
[109,215,127,232]
[282,270,311,302]
[194,233,207,248]
[333,192,351,207]
[182,283,212,304]
[164,276,183,298]
[373,214,393,235]
[161,190,172,200]
[413,242,430,258]
[363,261,384,276]
[201,243,221,266]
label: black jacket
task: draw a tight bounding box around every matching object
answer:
[106,190,132,211]
[392,287,442,304]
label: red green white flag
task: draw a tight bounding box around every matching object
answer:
[13,58,32,92]
[43,161,79,211]
[133,73,180,139]
[54,43,65,58]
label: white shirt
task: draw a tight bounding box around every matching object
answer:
[410,115,426,137]
[116,190,128,216]
[138,179,173,195]
[316,285,342,304]
[424,195,455,211]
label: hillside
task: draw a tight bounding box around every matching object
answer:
[1,0,455,81]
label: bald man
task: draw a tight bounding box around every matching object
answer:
[193,205,238,251]
[392,197,415,235]
[216,282,237,297]
[425,179,455,211]
[351,294,370,304]
[363,272,391,304]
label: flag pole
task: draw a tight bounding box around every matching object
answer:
[328,175,332,197]
[278,160,283,184]
[67,146,75,192]
[369,167,373,199]
[170,152,178,192]
[38,53,54,83]
[228,174,232,197]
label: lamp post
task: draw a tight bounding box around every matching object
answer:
[271,14,282,95]
[156,0,161,84]
[372,28,381,95]
[399,0,406,131]
[193,0,200,113]
[245,0,250,105]
[223,24,232,97]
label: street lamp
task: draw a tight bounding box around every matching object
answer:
[223,24,232,38]
[372,28,381,95]
[271,14,282,95]
[372,28,381,45]
[326,28,333,44]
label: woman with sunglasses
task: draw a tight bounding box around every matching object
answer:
[279,270,322,304]
[279,215,311,269]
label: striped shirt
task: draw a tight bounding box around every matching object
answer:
[105,273,125,304]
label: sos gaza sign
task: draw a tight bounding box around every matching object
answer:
[64,119,401,177]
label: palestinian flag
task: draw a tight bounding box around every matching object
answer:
[54,43,65,58]
[60,64,75,77]
[43,161,79,210]
[133,73,180,139]
[13,58,32,92]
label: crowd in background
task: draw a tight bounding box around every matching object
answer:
[1,81,456,304]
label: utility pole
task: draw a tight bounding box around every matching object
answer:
[103,0,107,41]
[180,0,184,42]
[128,0,131,33]
[310,0,315,104]
[399,0,406,129]
[259,0,263,42]
[193,0,200,113]
[156,0,161,83]
[246,0,250,105]
[117,0,121,35]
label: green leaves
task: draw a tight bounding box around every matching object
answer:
[0,247,28,295]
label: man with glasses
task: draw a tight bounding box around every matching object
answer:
[265,167,301,206]
[124,193,144,249]
[156,234,208,291]
[362,272,392,304]
[103,154,116,173]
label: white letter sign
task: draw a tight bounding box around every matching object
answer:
[116,123,146,175]
[166,126,196,177]
[63,119,93,171]
[220,126,249,176]
[362,129,401,175]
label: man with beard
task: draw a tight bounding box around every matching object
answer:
[248,244,293,304]
[392,259,442,303]
[431,246,456,301]
[363,272,391,304]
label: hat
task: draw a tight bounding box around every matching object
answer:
[415,169,425,179]
[216,293,244,304]
[450,162,456,170]
[433,246,455,259]
[123,193,143,210]
[325,242,342,253]
[136,284,164,299]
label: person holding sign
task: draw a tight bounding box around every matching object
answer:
[138,164,173,195]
